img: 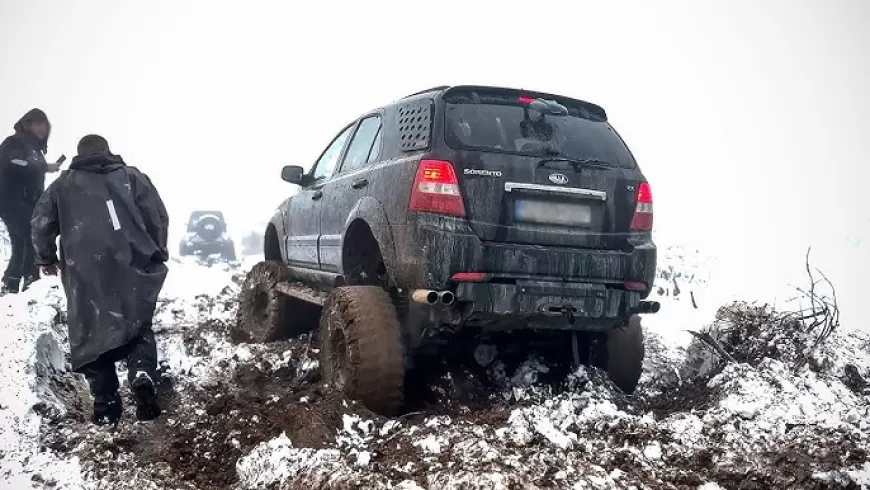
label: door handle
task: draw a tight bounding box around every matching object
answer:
[351,178,368,189]
[311,190,323,200]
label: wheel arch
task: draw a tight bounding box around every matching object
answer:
[266,205,288,263]
[339,197,397,286]
[264,223,282,262]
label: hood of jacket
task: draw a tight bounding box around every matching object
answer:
[69,153,127,174]
[13,108,50,152]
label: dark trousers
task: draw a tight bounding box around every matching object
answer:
[80,326,159,398]
[0,204,38,290]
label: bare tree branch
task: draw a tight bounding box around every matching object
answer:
[687,329,738,363]
[687,247,839,371]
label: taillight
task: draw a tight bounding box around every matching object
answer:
[630,182,653,231]
[409,159,466,217]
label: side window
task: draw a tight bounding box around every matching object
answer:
[366,126,382,164]
[339,116,382,173]
[312,125,353,182]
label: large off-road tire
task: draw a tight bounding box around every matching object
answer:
[318,286,405,415]
[233,261,318,343]
[605,315,645,394]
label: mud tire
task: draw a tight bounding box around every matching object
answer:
[318,286,405,415]
[605,315,645,394]
[233,261,318,343]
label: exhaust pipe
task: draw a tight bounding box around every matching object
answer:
[632,301,661,314]
[411,289,456,305]
[411,289,440,305]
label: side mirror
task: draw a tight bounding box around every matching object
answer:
[281,165,306,185]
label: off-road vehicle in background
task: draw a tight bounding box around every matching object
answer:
[180,211,237,262]
[236,85,658,414]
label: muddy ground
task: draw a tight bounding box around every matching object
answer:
[22,276,870,490]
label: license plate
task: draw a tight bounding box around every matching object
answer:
[514,200,592,226]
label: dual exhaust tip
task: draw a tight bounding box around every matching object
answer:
[411,289,455,306]
[410,291,660,314]
[633,300,661,314]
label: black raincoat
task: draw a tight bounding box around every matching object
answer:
[1,109,51,287]
[0,108,51,210]
[31,153,169,371]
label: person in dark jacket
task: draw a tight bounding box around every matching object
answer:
[0,109,60,294]
[31,134,169,425]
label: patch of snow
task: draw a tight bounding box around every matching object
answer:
[414,434,443,455]
[0,281,88,488]
[236,433,343,488]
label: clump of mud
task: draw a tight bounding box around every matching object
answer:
[147,346,346,489]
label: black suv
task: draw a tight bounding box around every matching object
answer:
[180,211,236,261]
[237,85,658,414]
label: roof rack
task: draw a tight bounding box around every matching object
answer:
[401,86,450,99]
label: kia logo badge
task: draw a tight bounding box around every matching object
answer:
[549,173,569,185]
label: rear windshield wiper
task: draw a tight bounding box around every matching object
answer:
[537,156,612,169]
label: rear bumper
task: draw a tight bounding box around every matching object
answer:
[394,214,657,296]
[454,280,642,320]
[180,239,234,256]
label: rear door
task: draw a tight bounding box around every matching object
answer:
[440,87,641,250]
[285,124,353,269]
[318,114,383,273]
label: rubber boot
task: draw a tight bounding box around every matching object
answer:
[93,392,123,426]
[0,277,20,295]
[131,371,161,421]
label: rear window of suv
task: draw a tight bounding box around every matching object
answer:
[442,88,637,169]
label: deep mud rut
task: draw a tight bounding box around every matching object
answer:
[31,286,870,490]
[41,327,341,489]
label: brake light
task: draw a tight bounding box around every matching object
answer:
[518,95,535,104]
[409,159,466,217]
[630,182,654,231]
[451,272,489,282]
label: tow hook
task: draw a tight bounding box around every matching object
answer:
[564,307,576,325]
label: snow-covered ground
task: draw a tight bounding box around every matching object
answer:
[0,246,868,489]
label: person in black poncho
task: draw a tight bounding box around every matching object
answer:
[0,108,61,294]
[31,135,169,425]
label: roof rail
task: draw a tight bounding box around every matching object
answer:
[401,86,450,99]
